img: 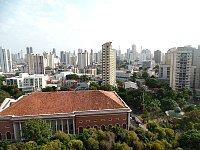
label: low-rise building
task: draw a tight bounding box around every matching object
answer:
[0,90,131,141]
[6,73,48,92]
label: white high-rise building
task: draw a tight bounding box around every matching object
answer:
[0,47,13,72]
[102,42,116,86]
[169,47,193,89]
[77,49,90,69]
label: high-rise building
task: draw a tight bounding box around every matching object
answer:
[154,50,162,64]
[102,42,116,86]
[132,44,136,62]
[169,47,193,89]
[77,49,90,69]
[25,47,45,74]
[90,49,94,65]
[0,47,13,72]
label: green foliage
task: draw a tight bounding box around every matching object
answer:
[70,139,83,150]
[53,131,70,142]
[23,119,52,144]
[142,71,149,80]
[80,75,91,82]
[42,140,65,150]
[146,77,161,88]
[24,141,38,150]
[0,141,10,150]
[89,82,100,90]
[0,89,10,103]
[179,129,200,149]
[114,142,132,150]
[66,74,79,80]
[42,86,56,92]
[100,84,115,91]
[60,86,70,91]
[86,137,99,150]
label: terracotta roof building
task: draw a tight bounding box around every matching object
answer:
[0,90,131,141]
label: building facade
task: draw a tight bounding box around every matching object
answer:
[0,47,13,73]
[169,47,193,89]
[154,50,161,64]
[0,90,131,141]
[102,42,116,86]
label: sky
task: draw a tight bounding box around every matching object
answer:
[1,0,200,54]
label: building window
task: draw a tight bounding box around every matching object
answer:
[101,119,105,121]
[122,124,127,129]
[86,126,90,129]
[101,125,106,131]
[85,120,90,122]
[94,120,97,122]
[79,120,83,123]
[0,133,2,140]
[6,132,11,140]
[109,118,112,121]
[94,126,98,130]
[123,118,126,120]
[116,118,119,120]
[79,127,83,134]
[116,124,120,127]
[108,125,112,129]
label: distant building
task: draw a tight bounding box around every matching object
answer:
[6,73,48,92]
[159,64,170,80]
[0,90,131,141]
[169,47,193,89]
[102,42,116,86]
[0,47,13,73]
[77,49,90,69]
[154,50,161,64]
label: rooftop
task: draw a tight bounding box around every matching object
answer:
[0,90,127,117]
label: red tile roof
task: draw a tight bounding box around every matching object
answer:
[0,90,126,117]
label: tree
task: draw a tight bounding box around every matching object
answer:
[42,86,55,92]
[114,142,132,150]
[0,89,10,103]
[23,119,52,144]
[42,140,65,150]
[70,139,84,150]
[89,83,100,90]
[129,72,138,82]
[100,84,115,91]
[66,74,79,80]
[24,141,38,150]
[86,137,99,150]
[80,75,91,82]
[179,129,200,149]
[142,71,149,80]
[145,78,160,88]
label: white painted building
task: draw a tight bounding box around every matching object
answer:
[6,73,48,92]
[0,47,13,73]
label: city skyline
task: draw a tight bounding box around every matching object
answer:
[1,0,200,53]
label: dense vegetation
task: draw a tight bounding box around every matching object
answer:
[0,76,23,103]
[1,118,199,149]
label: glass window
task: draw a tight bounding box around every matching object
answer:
[6,132,11,140]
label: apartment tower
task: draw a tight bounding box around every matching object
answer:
[102,42,116,86]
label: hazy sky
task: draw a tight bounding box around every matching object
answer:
[1,0,200,54]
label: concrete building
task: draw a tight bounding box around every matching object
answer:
[77,49,90,69]
[25,47,45,74]
[0,47,13,73]
[159,64,170,81]
[0,90,131,141]
[102,42,116,86]
[169,47,193,89]
[6,73,48,92]
[154,50,161,64]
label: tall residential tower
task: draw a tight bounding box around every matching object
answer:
[102,42,116,86]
